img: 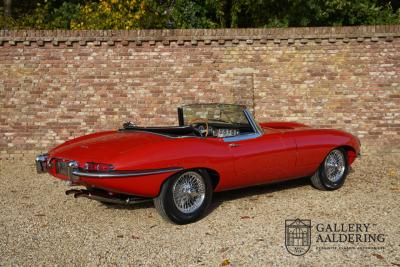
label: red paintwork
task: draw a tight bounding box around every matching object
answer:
[48,121,360,197]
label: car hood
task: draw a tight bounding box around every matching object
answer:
[49,131,169,163]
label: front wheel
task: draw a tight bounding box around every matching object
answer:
[154,170,213,224]
[310,148,349,190]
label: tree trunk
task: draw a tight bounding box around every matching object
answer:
[4,0,12,17]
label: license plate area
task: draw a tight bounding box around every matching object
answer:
[56,160,69,176]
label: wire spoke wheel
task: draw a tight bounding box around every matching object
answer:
[310,148,349,191]
[172,171,206,214]
[324,149,346,183]
[154,169,212,224]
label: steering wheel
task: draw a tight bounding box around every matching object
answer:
[188,118,209,137]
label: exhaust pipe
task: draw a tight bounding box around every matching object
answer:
[66,188,151,205]
[65,189,82,195]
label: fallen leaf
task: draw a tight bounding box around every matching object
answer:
[220,259,230,266]
[388,169,397,177]
[240,216,251,219]
[390,186,400,193]
[131,235,140,239]
[219,247,229,253]
[372,253,384,260]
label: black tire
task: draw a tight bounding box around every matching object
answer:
[154,170,213,224]
[310,148,349,191]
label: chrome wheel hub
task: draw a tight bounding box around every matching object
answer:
[324,150,346,183]
[172,171,206,214]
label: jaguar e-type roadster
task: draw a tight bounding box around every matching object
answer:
[36,104,360,224]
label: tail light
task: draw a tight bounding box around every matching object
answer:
[85,162,114,172]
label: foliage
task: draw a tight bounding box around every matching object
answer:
[71,0,146,30]
[1,0,399,29]
[206,0,400,28]
[0,6,16,29]
[169,0,218,28]
[281,0,400,26]
[1,0,82,29]
[22,1,81,29]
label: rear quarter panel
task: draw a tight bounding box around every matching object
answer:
[111,137,234,192]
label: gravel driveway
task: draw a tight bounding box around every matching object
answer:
[0,153,399,266]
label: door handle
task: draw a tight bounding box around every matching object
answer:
[229,143,240,148]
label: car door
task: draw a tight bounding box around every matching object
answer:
[224,128,297,189]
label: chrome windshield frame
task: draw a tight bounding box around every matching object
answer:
[179,103,247,126]
[223,108,263,142]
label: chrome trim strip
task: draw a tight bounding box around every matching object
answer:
[223,108,263,142]
[72,167,184,178]
[223,132,261,142]
[131,130,174,139]
[119,129,197,139]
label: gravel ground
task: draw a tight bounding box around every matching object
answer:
[0,153,399,266]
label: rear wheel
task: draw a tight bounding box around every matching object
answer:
[154,170,213,224]
[310,148,349,190]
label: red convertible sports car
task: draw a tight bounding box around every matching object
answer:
[36,104,360,224]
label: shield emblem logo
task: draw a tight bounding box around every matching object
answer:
[285,219,311,256]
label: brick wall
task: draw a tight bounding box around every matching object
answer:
[1,26,399,159]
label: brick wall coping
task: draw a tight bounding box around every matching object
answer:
[0,25,399,46]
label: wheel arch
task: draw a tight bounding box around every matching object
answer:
[156,167,220,197]
[199,168,220,190]
[336,145,357,165]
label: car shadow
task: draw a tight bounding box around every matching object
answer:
[103,177,311,214]
[205,177,310,216]
[100,200,154,210]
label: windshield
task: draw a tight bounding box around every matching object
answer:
[181,104,249,126]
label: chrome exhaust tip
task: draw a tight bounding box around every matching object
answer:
[65,189,82,195]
